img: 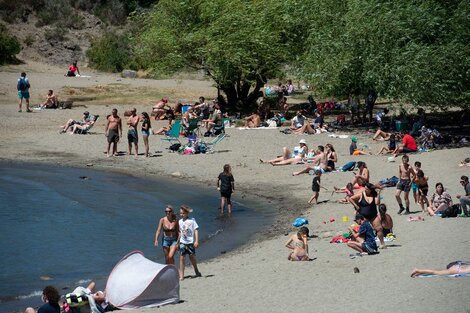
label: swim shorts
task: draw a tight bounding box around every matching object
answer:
[18,91,30,99]
[402,147,417,153]
[127,129,138,144]
[162,236,177,247]
[179,243,196,255]
[397,179,411,192]
[107,129,119,143]
[362,242,377,254]
[411,182,418,192]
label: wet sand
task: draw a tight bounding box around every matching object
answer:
[1,62,469,313]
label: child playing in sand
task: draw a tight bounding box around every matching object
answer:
[347,213,378,255]
[378,204,393,237]
[308,170,324,204]
[286,226,309,261]
[334,183,354,204]
[217,164,235,214]
[396,155,416,215]
[178,205,201,280]
[411,161,422,204]
[376,133,396,155]
[349,137,371,155]
[414,169,429,212]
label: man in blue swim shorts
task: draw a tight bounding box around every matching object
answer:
[17,72,31,112]
[127,108,140,157]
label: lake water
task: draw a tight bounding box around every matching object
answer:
[0,162,274,313]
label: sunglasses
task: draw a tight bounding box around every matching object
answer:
[165,210,172,213]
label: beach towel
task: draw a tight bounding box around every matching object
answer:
[379,176,399,187]
[292,217,308,227]
[416,274,470,278]
[330,235,349,243]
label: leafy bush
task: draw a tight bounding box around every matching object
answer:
[0,24,21,64]
[87,31,131,72]
[44,27,69,42]
[24,35,35,47]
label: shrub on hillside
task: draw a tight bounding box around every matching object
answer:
[86,31,131,72]
[0,24,21,64]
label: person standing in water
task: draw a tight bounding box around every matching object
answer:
[217,164,235,214]
[178,205,201,280]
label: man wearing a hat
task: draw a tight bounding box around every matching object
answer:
[59,111,95,133]
[349,136,372,155]
[347,213,378,254]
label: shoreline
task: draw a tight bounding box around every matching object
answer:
[1,63,469,313]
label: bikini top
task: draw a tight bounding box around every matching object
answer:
[163,221,177,232]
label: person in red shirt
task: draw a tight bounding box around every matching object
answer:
[66,62,80,77]
[393,130,417,157]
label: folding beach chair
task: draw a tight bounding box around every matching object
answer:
[205,132,226,153]
[182,118,201,136]
[76,115,99,134]
[161,119,182,145]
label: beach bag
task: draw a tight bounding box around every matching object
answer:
[340,161,356,172]
[17,78,28,91]
[169,143,181,152]
[441,204,460,218]
[292,217,308,227]
[65,292,89,308]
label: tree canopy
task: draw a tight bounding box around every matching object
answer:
[125,0,470,109]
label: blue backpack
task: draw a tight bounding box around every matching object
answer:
[17,78,28,91]
[340,161,356,171]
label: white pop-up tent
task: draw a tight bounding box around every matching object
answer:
[105,251,180,309]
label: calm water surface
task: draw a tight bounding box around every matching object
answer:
[0,162,274,312]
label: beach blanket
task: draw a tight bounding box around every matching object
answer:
[379,176,399,187]
[416,274,470,278]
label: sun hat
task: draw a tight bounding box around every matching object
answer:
[351,136,358,142]
[299,139,307,144]
[180,205,193,213]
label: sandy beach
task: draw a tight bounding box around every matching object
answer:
[1,63,469,313]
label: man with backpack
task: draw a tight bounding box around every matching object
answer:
[17,72,31,112]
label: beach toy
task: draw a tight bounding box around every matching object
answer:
[342,216,349,222]
[292,217,308,227]
[329,218,335,222]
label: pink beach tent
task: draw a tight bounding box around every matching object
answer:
[105,251,180,309]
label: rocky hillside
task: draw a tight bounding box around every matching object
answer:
[2,9,104,66]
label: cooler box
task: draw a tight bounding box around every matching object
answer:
[395,120,408,131]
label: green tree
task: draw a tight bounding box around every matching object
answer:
[87,31,130,72]
[299,0,470,109]
[0,24,21,64]
[135,0,309,110]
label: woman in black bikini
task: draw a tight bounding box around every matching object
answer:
[349,183,385,248]
[154,205,179,264]
[326,143,337,171]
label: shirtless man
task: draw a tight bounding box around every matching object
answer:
[152,98,168,120]
[127,108,140,157]
[105,108,122,157]
[292,145,328,176]
[244,111,261,128]
[40,90,58,109]
[396,154,416,214]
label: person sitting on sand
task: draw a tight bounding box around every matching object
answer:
[244,111,261,128]
[350,136,371,155]
[203,103,222,135]
[278,96,289,115]
[60,111,94,133]
[427,182,453,216]
[182,106,198,128]
[411,261,470,277]
[290,111,306,131]
[25,285,60,313]
[352,161,369,187]
[334,183,354,204]
[67,281,108,313]
[66,62,80,77]
[153,98,169,120]
[372,129,396,141]
[347,213,378,255]
[39,90,58,109]
[292,145,328,175]
[260,139,308,166]
[376,133,397,155]
[286,226,309,261]
[459,158,470,167]
[378,204,393,237]
[392,130,417,157]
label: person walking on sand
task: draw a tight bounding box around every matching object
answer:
[141,112,151,157]
[308,170,324,204]
[217,164,235,214]
[154,205,179,265]
[127,108,140,157]
[178,205,201,280]
[17,72,31,112]
[396,155,416,215]
[105,108,122,157]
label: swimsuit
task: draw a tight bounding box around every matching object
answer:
[397,179,412,192]
[107,129,119,143]
[127,128,138,143]
[358,192,377,220]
